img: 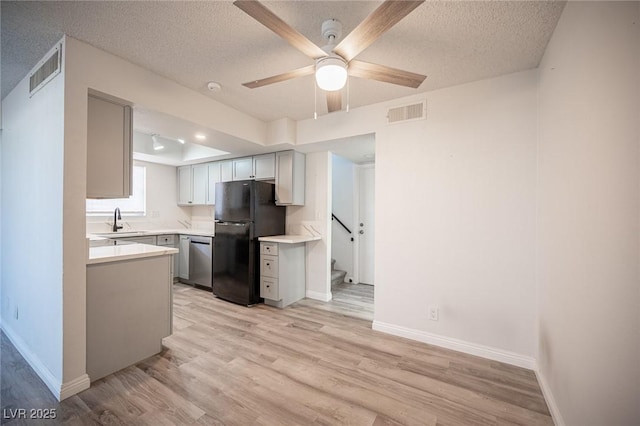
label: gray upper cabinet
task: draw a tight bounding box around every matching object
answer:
[253,153,276,180]
[178,164,209,206]
[220,160,233,182]
[86,91,133,199]
[176,152,303,206]
[232,157,253,181]
[231,154,275,181]
[206,162,221,205]
[192,164,209,205]
[275,151,305,206]
[177,165,193,205]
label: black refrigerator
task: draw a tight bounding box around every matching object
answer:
[212,180,286,305]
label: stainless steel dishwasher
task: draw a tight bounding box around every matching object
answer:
[188,236,212,288]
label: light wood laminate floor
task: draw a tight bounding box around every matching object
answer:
[297,282,375,321]
[1,284,552,425]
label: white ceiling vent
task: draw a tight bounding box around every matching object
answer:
[29,44,62,97]
[386,100,426,124]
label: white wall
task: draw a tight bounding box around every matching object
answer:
[15,35,271,399]
[286,151,332,301]
[374,71,538,365]
[1,41,66,395]
[86,161,191,233]
[331,154,355,280]
[297,70,539,366]
[536,2,640,425]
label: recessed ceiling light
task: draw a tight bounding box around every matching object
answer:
[177,139,185,144]
[195,133,206,140]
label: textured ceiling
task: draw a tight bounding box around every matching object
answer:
[1,1,565,123]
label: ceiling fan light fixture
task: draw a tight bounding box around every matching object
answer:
[315,57,348,91]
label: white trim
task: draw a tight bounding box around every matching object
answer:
[306,290,332,302]
[1,322,63,399]
[535,370,564,426]
[352,164,360,284]
[60,374,91,400]
[1,323,89,401]
[372,320,536,370]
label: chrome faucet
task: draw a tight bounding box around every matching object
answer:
[112,207,123,232]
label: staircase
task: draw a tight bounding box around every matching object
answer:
[331,259,347,287]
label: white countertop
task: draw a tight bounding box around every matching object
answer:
[258,234,321,244]
[87,229,215,239]
[88,243,178,265]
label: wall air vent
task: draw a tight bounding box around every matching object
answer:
[29,44,62,97]
[386,100,426,124]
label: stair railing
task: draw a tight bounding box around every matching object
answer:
[331,213,354,242]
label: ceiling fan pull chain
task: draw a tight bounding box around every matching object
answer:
[314,79,318,120]
[346,73,350,113]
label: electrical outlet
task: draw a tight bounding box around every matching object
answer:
[151,210,160,218]
[428,305,439,321]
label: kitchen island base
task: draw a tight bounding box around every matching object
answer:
[86,254,173,382]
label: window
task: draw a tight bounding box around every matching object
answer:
[86,166,146,216]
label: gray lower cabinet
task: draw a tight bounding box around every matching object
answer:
[259,242,306,308]
[86,254,172,382]
[115,235,157,245]
[157,234,178,280]
[179,235,190,280]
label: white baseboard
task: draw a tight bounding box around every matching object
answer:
[372,320,536,370]
[60,374,90,400]
[1,323,89,401]
[306,290,332,302]
[535,370,565,426]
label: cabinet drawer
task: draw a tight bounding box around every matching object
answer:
[260,277,280,301]
[157,235,176,246]
[260,242,278,256]
[261,255,278,278]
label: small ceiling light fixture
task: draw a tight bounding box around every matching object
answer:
[151,134,164,151]
[315,20,347,92]
[207,81,222,92]
[315,56,348,92]
[177,138,185,144]
[195,133,207,140]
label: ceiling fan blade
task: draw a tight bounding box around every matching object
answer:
[326,91,342,113]
[234,0,327,60]
[242,65,315,89]
[349,60,426,88]
[333,0,424,62]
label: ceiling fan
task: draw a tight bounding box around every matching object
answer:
[234,0,427,114]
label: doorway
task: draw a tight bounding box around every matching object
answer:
[322,154,375,321]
